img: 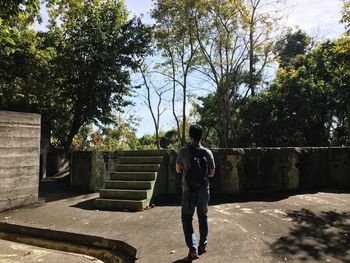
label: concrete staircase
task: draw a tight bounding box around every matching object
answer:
[95,153,163,211]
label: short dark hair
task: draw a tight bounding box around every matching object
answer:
[189,124,203,142]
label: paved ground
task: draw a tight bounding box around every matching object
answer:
[0,183,349,263]
[0,238,102,263]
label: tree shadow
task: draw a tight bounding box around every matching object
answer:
[153,189,350,207]
[271,208,350,262]
[153,191,310,207]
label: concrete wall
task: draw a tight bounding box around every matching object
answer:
[39,115,51,179]
[0,111,41,212]
[70,147,350,196]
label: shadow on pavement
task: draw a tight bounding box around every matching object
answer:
[152,191,308,207]
[153,189,350,207]
[70,199,98,211]
[270,208,350,262]
[39,174,92,203]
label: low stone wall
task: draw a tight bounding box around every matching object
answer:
[0,111,41,212]
[70,147,350,196]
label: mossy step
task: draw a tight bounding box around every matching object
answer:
[110,172,157,181]
[105,180,154,190]
[94,198,146,211]
[118,156,163,164]
[100,189,152,200]
[114,164,160,172]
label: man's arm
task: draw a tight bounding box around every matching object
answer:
[176,163,182,173]
[176,149,183,174]
[207,149,215,177]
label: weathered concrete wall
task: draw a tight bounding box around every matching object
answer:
[0,111,41,212]
[70,147,350,196]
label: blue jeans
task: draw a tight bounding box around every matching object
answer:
[181,187,210,252]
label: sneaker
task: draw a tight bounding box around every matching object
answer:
[187,250,199,261]
[198,245,207,255]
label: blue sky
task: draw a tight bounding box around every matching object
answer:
[124,0,346,137]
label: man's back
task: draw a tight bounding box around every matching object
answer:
[177,144,215,192]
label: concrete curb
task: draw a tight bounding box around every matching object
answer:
[0,222,137,262]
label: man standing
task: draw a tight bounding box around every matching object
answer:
[176,124,215,261]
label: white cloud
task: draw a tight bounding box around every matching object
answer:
[285,0,345,38]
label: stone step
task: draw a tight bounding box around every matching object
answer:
[105,180,154,190]
[94,198,146,211]
[99,189,151,200]
[114,164,160,172]
[118,156,163,164]
[110,172,157,181]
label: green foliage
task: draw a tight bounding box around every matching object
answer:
[0,0,152,150]
[0,29,59,117]
[197,30,350,147]
[138,129,181,150]
[71,114,140,151]
[46,0,152,148]
[0,0,40,49]
[274,29,313,66]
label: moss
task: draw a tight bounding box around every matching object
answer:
[221,154,241,194]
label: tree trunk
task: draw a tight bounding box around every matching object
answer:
[218,86,230,148]
[347,104,350,146]
[249,25,255,97]
[155,126,160,149]
[64,117,82,150]
[182,82,187,146]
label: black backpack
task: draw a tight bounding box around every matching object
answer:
[185,146,209,190]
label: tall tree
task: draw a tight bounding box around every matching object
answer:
[45,0,152,148]
[137,56,170,149]
[191,0,250,147]
[152,0,199,146]
[240,0,285,96]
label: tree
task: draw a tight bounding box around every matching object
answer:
[152,0,199,146]
[339,0,350,144]
[137,56,170,149]
[48,0,152,149]
[240,0,285,96]
[274,29,313,66]
[191,0,251,147]
[198,30,350,147]
[1,0,152,149]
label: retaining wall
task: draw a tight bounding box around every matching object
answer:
[0,111,41,212]
[70,147,350,196]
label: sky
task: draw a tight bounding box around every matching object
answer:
[124,0,346,137]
